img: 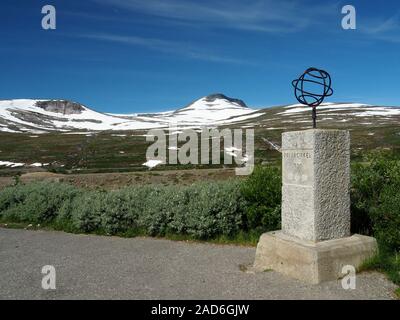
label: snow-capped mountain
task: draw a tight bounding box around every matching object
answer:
[0,99,164,133]
[143,94,263,126]
[0,94,400,134]
[0,94,262,133]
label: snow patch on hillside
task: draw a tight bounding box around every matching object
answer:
[143,159,163,168]
[278,103,371,115]
[0,161,25,167]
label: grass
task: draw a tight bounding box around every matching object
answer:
[0,220,259,247]
[395,288,400,299]
[359,249,400,290]
[2,126,398,177]
[0,131,269,176]
[163,230,260,246]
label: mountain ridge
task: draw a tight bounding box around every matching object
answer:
[0,95,259,133]
[0,95,400,134]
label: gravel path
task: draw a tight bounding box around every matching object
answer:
[0,228,397,300]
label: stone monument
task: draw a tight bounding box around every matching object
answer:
[253,129,377,283]
[253,69,377,284]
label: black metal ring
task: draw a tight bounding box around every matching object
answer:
[292,67,333,108]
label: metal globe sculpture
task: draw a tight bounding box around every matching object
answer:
[292,67,333,128]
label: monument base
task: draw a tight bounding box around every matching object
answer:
[253,231,377,284]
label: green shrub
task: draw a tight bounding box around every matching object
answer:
[137,186,181,236]
[0,180,249,239]
[0,186,17,214]
[67,191,104,233]
[164,187,191,235]
[57,187,146,234]
[351,153,400,234]
[370,184,400,252]
[184,181,245,239]
[106,187,149,233]
[351,152,400,244]
[351,152,400,285]
[240,166,281,232]
[0,182,79,223]
[132,181,245,239]
[99,191,133,234]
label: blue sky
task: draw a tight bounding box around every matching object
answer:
[1,0,400,113]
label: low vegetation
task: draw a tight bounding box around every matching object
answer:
[0,166,281,245]
[351,152,400,285]
[0,153,399,286]
[0,179,250,240]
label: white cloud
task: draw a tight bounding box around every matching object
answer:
[361,13,400,43]
[79,33,253,64]
[92,0,337,33]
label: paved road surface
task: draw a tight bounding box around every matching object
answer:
[0,228,397,299]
